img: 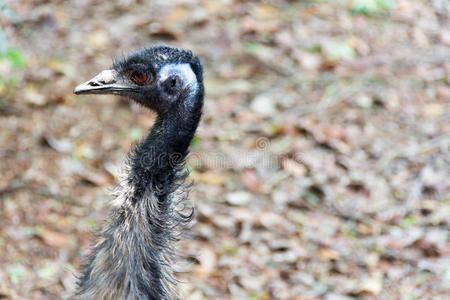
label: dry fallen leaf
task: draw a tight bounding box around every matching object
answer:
[355,272,383,296]
[250,94,277,116]
[283,158,307,177]
[35,228,75,248]
[197,246,217,276]
[190,171,226,185]
[319,248,340,261]
[225,191,252,206]
[78,168,112,186]
[241,169,262,193]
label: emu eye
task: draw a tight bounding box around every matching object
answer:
[130,71,149,85]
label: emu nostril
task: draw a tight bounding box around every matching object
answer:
[89,81,101,86]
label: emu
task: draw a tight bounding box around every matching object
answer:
[72,46,204,300]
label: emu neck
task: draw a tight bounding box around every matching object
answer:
[74,97,202,300]
[129,103,202,197]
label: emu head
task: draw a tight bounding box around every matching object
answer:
[74,45,203,115]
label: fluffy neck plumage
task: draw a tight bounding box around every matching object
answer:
[129,102,202,199]
[74,92,203,300]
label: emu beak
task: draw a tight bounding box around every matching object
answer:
[74,70,131,95]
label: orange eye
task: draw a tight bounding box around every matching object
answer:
[130,71,149,85]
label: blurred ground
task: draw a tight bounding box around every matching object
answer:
[0,0,449,299]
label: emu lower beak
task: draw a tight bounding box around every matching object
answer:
[74,69,131,95]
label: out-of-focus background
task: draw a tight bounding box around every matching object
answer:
[1,0,449,299]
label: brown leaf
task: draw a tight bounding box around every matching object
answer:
[283,159,307,177]
[191,171,226,185]
[147,23,179,41]
[414,239,441,258]
[36,228,75,248]
[319,248,340,261]
[197,246,217,276]
[79,168,112,186]
[242,169,262,193]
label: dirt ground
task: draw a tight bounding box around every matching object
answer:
[0,0,449,299]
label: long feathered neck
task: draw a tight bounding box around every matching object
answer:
[74,94,203,300]
[129,103,202,199]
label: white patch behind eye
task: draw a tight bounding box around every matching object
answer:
[158,63,198,93]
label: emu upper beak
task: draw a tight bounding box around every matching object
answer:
[74,70,131,95]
